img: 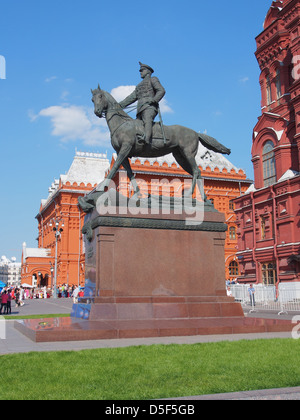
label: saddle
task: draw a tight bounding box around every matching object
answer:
[135,120,169,150]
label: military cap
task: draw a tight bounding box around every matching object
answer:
[139,62,154,74]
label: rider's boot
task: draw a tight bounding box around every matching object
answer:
[137,133,146,145]
[137,133,152,146]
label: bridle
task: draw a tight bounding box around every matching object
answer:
[93,92,132,138]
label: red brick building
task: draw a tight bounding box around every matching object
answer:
[21,151,110,288]
[21,147,250,289]
[235,0,300,285]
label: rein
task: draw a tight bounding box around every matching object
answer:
[94,90,135,138]
[105,107,132,138]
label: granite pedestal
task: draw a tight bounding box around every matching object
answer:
[15,195,295,342]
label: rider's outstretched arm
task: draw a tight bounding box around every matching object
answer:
[119,89,137,109]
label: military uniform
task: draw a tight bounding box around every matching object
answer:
[119,62,166,144]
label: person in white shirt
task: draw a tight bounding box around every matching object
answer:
[19,287,24,306]
[72,287,80,304]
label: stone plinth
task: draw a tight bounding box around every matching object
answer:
[66,199,247,341]
[15,316,295,343]
[16,194,294,343]
[72,197,244,323]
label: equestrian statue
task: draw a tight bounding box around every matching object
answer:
[78,62,231,213]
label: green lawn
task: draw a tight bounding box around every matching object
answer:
[0,338,300,400]
[2,314,70,320]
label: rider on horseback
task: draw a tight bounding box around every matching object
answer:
[119,62,166,145]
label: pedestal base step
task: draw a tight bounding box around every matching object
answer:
[15,316,295,343]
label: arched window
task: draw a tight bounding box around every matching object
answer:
[262,262,277,285]
[262,141,276,187]
[229,260,239,276]
[229,227,236,240]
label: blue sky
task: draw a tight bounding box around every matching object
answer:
[0,0,272,259]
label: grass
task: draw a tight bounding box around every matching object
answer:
[0,338,300,400]
[2,314,70,320]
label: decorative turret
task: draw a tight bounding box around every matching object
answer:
[234,0,300,285]
[263,1,284,29]
[252,0,300,188]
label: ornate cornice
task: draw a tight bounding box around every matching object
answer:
[82,214,228,242]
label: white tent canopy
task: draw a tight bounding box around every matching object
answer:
[21,283,34,288]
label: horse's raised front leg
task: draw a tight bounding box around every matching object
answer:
[96,143,132,192]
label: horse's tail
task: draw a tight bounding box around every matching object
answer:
[198,133,231,155]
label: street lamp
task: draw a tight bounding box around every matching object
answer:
[50,262,54,292]
[49,218,64,298]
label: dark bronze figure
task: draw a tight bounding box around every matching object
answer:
[77,84,231,214]
[119,62,166,145]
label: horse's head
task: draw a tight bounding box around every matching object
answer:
[91,84,107,118]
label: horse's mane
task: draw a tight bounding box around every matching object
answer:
[103,91,133,121]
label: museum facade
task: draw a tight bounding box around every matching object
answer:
[21,151,110,288]
[234,0,300,285]
[21,147,251,288]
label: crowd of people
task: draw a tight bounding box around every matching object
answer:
[0,283,84,315]
[55,284,83,300]
[225,279,256,306]
[226,278,239,296]
[0,287,23,315]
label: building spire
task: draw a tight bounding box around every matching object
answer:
[263,1,284,30]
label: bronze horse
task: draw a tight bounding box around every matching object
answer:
[90,85,230,202]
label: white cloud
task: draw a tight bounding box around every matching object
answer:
[60,90,70,101]
[111,85,136,102]
[37,105,110,146]
[28,109,39,122]
[160,98,173,114]
[239,76,249,83]
[45,76,57,83]
[32,84,174,146]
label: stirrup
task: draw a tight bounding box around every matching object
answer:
[137,133,146,145]
[137,134,151,145]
